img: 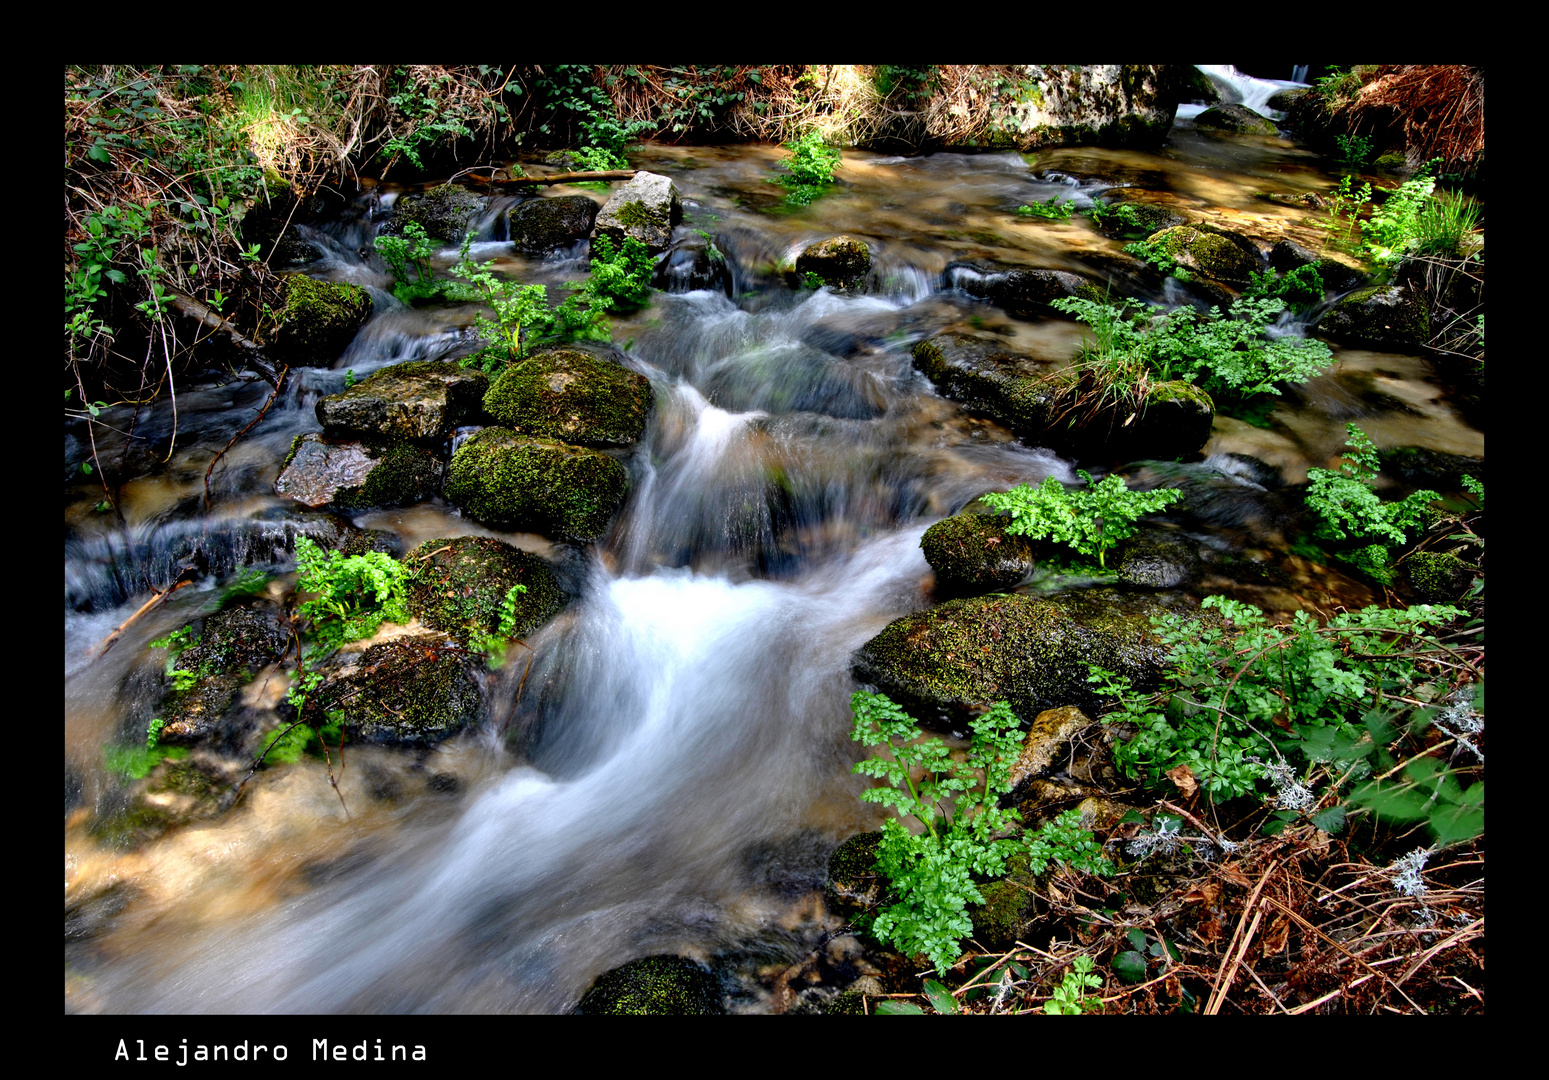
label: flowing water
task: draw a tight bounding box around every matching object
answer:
[64,106,1484,1013]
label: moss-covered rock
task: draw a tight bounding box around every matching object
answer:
[482,346,653,448]
[852,589,1183,729]
[993,65,1189,150]
[316,360,489,444]
[1405,551,1474,603]
[90,756,238,848]
[268,275,373,367]
[1320,285,1431,350]
[392,184,487,242]
[594,172,681,252]
[509,195,600,254]
[153,606,291,746]
[324,635,483,745]
[1146,225,1260,286]
[920,512,1038,594]
[794,235,872,291]
[911,333,1058,439]
[968,852,1040,952]
[406,535,568,645]
[1115,524,1201,589]
[1194,103,1279,134]
[275,435,443,511]
[1268,239,1368,293]
[445,428,628,541]
[825,831,885,911]
[575,955,724,1015]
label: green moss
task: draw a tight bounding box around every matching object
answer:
[482,348,652,447]
[968,852,1039,951]
[407,536,567,645]
[920,513,1036,593]
[327,638,482,745]
[333,444,442,510]
[270,275,373,366]
[1405,551,1473,602]
[445,428,628,541]
[825,830,885,910]
[575,955,723,1015]
[614,200,662,229]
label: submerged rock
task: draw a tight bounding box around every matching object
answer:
[324,635,483,745]
[594,171,681,252]
[482,346,653,448]
[509,195,600,254]
[316,360,489,444]
[406,536,568,645]
[947,262,1105,316]
[795,235,872,291]
[276,435,443,511]
[445,428,628,541]
[575,955,724,1015]
[268,275,373,368]
[1194,103,1279,134]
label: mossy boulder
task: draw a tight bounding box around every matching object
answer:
[482,346,653,448]
[1145,225,1260,287]
[920,512,1038,594]
[825,831,885,911]
[392,184,487,242]
[1268,239,1368,292]
[316,360,489,444]
[323,635,483,745]
[968,852,1040,951]
[268,275,373,367]
[852,589,1186,729]
[1319,285,1431,350]
[275,435,443,511]
[1405,551,1474,603]
[91,757,238,848]
[794,236,872,291]
[594,171,681,252]
[575,955,724,1015]
[947,263,1105,316]
[911,333,1058,438]
[154,606,291,746]
[509,195,600,254]
[406,536,568,645]
[1194,103,1279,135]
[1114,525,1200,589]
[445,428,628,541]
[994,65,1189,150]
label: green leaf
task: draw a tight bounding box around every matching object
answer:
[1112,951,1148,984]
[923,980,958,1014]
[874,1000,925,1015]
[1311,805,1347,834]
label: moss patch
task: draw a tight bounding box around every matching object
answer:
[324,637,483,745]
[445,428,628,541]
[406,536,567,645]
[483,347,653,447]
[575,955,724,1015]
[269,274,373,367]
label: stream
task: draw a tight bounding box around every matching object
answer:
[64,78,1484,1014]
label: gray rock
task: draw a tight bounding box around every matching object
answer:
[595,171,682,252]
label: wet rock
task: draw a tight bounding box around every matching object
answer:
[509,195,600,254]
[1085,197,1189,238]
[826,831,885,911]
[920,511,1038,594]
[1115,526,1200,589]
[653,233,733,295]
[177,605,291,680]
[911,333,1058,437]
[406,535,568,645]
[852,589,1189,730]
[946,262,1105,316]
[1008,706,1097,788]
[969,852,1040,951]
[316,360,489,444]
[323,635,483,745]
[1269,239,1368,293]
[1194,103,1279,135]
[276,435,442,511]
[993,65,1190,150]
[391,184,487,242]
[1320,284,1430,350]
[445,428,628,542]
[1404,551,1474,603]
[1377,446,1485,491]
[482,345,653,448]
[152,606,292,746]
[91,757,238,847]
[1145,225,1261,286]
[1266,87,1309,111]
[795,235,872,291]
[268,275,373,368]
[575,955,724,1015]
[594,171,681,252]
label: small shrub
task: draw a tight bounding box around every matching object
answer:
[1017,198,1075,220]
[293,535,410,653]
[777,129,841,206]
[981,470,1182,569]
[1305,424,1440,583]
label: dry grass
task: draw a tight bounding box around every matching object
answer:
[1348,65,1485,176]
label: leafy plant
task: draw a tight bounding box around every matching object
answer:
[850,692,1109,975]
[1083,200,1147,235]
[776,129,842,206]
[1017,197,1075,220]
[981,470,1182,569]
[1335,133,1374,167]
[373,221,475,305]
[149,626,204,692]
[293,535,410,653]
[1123,236,1192,281]
[1243,264,1325,314]
[467,583,527,665]
[1361,160,1440,266]
[1305,424,1440,583]
[1044,955,1103,1014]
[574,233,655,312]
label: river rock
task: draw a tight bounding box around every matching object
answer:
[509,195,600,254]
[994,65,1190,150]
[316,360,489,444]
[1404,551,1474,603]
[795,236,871,291]
[406,536,569,645]
[392,184,487,242]
[1319,285,1431,350]
[1194,104,1279,135]
[153,605,292,746]
[575,955,724,1015]
[445,428,628,541]
[276,434,443,511]
[594,171,681,252]
[322,634,484,745]
[852,589,1191,730]
[946,262,1104,316]
[825,831,885,911]
[1144,225,1261,286]
[1114,525,1200,588]
[920,510,1038,594]
[1268,239,1367,293]
[268,274,373,367]
[482,345,653,448]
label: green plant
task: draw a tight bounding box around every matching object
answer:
[981,470,1182,569]
[1243,264,1326,314]
[1091,594,1478,850]
[1084,200,1146,235]
[1017,197,1075,220]
[1044,955,1103,1014]
[374,221,465,305]
[1335,133,1374,167]
[1319,175,1372,246]
[776,129,842,206]
[1361,160,1440,266]
[1305,424,1440,583]
[575,233,655,311]
[1123,236,1192,281]
[1410,189,1483,259]
[293,535,410,653]
[467,584,527,665]
[850,692,1110,975]
[149,626,204,692]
